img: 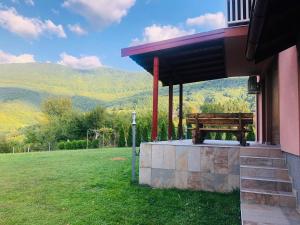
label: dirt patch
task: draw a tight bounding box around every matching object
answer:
[111,157,127,161]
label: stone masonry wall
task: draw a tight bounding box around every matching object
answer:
[139,143,240,192]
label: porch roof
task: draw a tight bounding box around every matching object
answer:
[122,26,267,86]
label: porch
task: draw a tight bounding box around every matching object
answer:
[139,140,275,192]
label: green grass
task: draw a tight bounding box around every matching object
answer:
[0,148,240,225]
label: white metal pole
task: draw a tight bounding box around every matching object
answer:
[131,111,137,182]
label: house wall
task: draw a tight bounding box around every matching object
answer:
[278,46,300,156]
[278,44,300,210]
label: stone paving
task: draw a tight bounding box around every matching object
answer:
[139,140,240,192]
[242,203,300,225]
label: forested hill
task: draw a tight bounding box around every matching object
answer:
[0,63,251,133]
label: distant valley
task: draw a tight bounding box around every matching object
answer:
[0,63,252,134]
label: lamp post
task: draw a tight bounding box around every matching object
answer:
[131,111,136,182]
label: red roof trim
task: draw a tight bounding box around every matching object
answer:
[121,28,226,57]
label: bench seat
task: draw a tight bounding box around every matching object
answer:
[186,113,254,146]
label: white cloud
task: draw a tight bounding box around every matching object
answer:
[0,7,66,39]
[131,24,195,46]
[58,52,103,70]
[25,0,34,6]
[11,0,34,6]
[68,24,87,36]
[0,50,35,64]
[62,0,135,29]
[186,12,226,30]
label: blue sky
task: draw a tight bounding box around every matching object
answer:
[0,0,226,71]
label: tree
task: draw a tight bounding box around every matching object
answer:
[225,132,234,141]
[0,136,10,153]
[247,125,255,141]
[187,123,192,139]
[172,122,177,140]
[118,127,126,147]
[159,122,167,141]
[127,126,132,147]
[141,125,149,143]
[215,132,223,140]
[85,106,107,130]
[42,97,72,118]
[136,125,142,147]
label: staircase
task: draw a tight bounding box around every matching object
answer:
[240,147,296,208]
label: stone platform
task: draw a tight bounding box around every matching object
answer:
[139,140,241,192]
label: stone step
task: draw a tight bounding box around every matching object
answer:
[241,176,293,192]
[240,165,290,180]
[241,188,296,208]
[240,156,286,168]
[240,147,282,157]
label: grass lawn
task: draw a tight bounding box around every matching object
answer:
[0,148,240,225]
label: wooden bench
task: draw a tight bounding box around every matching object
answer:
[186,113,254,146]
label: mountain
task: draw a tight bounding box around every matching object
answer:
[0,63,251,134]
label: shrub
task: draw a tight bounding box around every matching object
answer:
[78,140,86,149]
[58,142,65,150]
[216,132,223,140]
[91,140,99,149]
[247,125,255,141]
[171,122,177,140]
[208,132,216,140]
[136,125,142,147]
[225,132,233,141]
[141,126,149,143]
[127,126,132,147]
[118,127,126,147]
[0,137,10,153]
[159,122,167,141]
[64,141,72,150]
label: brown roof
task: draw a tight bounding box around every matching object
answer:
[122,26,266,86]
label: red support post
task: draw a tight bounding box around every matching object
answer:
[178,84,183,139]
[151,56,159,141]
[168,84,173,140]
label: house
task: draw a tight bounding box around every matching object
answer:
[122,0,300,224]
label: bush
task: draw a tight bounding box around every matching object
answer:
[58,142,65,150]
[215,132,222,140]
[141,126,149,143]
[78,140,86,149]
[136,125,142,147]
[247,126,255,141]
[225,132,234,141]
[91,139,99,148]
[172,122,177,140]
[127,127,132,147]
[118,127,126,147]
[0,137,10,153]
[159,122,167,141]
[64,141,72,150]
[208,132,216,140]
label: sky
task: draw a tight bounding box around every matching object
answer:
[0,0,226,71]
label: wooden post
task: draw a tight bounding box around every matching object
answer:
[178,84,183,139]
[151,56,159,141]
[168,84,173,140]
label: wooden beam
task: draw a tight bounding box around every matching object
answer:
[178,84,183,139]
[151,56,159,141]
[168,84,173,140]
